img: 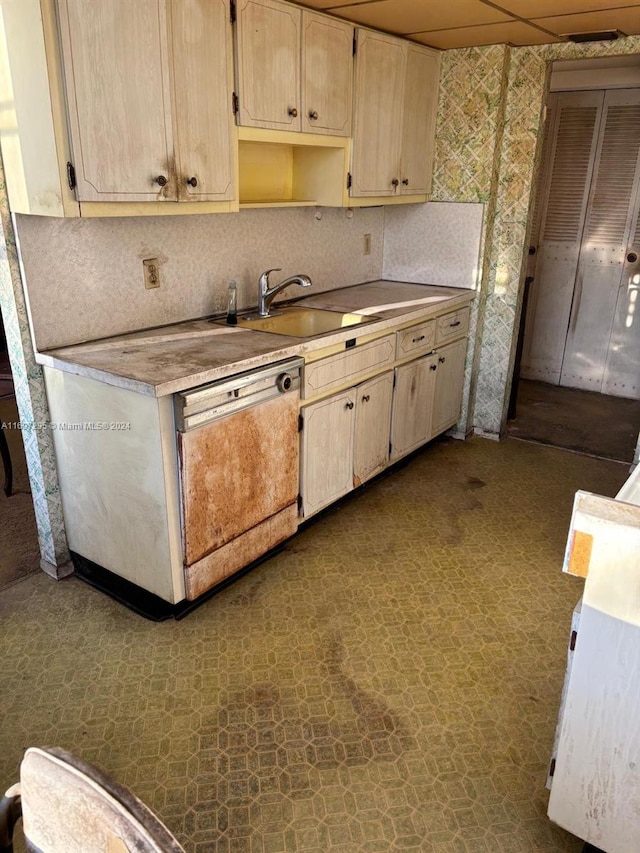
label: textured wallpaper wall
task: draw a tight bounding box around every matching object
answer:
[433,35,640,437]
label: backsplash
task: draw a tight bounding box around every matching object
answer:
[382,202,483,289]
[15,206,384,350]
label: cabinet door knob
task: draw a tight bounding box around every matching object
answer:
[627,251,638,263]
[430,364,437,371]
[309,110,318,121]
[154,175,168,187]
[362,394,370,402]
[401,178,409,186]
[345,401,354,410]
[439,356,446,363]
[391,178,399,187]
[288,107,298,117]
[186,176,198,187]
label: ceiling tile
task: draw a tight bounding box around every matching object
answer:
[410,20,561,49]
[492,0,640,18]
[327,0,513,35]
[534,7,640,36]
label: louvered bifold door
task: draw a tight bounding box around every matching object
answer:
[561,89,640,395]
[521,91,604,383]
[601,108,640,399]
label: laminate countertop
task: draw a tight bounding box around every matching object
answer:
[37,280,474,397]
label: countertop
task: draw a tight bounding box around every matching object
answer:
[37,280,474,397]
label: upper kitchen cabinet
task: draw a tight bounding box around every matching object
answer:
[350,29,440,200]
[301,12,353,137]
[58,0,236,203]
[0,0,236,217]
[234,0,353,137]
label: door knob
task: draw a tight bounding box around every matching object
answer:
[439,356,446,364]
[288,107,298,117]
[430,364,437,371]
[362,394,370,402]
[401,178,409,186]
[345,401,354,410]
[154,175,168,187]
[391,178,399,187]
[627,251,638,263]
[309,110,318,121]
[186,176,198,187]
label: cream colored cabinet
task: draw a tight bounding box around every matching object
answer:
[430,338,467,437]
[301,12,353,137]
[399,44,440,195]
[354,372,394,486]
[300,389,356,517]
[350,29,439,198]
[300,371,394,517]
[390,355,437,461]
[235,0,353,136]
[57,0,235,202]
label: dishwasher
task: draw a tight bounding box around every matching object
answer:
[174,357,303,600]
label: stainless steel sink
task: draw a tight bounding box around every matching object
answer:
[216,307,381,337]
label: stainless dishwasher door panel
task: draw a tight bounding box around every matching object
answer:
[178,391,299,567]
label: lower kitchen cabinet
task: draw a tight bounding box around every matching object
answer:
[300,371,394,517]
[390,354,437,460]
[354,372,394,485]
[300,388,355,516]
[430,338,467,437]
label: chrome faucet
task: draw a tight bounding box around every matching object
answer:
[257,268,312,317]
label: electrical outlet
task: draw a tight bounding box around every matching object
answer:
[363,233,371,255]
[143,258,160,289]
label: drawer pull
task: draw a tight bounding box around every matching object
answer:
[439,356,446,364]
[345,401,354,410]
[362,394,370,402]
[412,335,426,343]
[449,320,461,328]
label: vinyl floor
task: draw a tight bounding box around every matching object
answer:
[0,436,629,852]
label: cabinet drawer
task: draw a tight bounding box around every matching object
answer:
[303,334,395,399]
[396,319,435,359]
[435,307,470,345]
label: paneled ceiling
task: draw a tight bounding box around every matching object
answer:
[298,0,640,49]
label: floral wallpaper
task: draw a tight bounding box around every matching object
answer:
[433,34,640,437]
[0,152,72,576]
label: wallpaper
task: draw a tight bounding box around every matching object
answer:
[433,34,640,437]
[0,153,71,575]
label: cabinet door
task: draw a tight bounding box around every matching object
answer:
[350,29,405,197]
[301,12,353,137]
[430,338,467,437]
[169,0,236,201]
[390,354,436,460]
[399,45,440,195]
[354,372,394,486]
[301,390,355,517]
[58,0,175,202]
[235,0,301,130]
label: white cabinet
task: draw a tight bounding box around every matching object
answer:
[354,372,394,485]
[300,388,356,517]
[57,0,236,203]
[300,371,394,517]
[430,338,467,437]
[350,29,439,198]
[235,0,353,136]
[390,354,437,460]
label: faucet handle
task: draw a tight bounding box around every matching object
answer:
[259,267,282,290]
[262,267,282,279]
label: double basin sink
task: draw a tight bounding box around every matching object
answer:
[216,306,380,338]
